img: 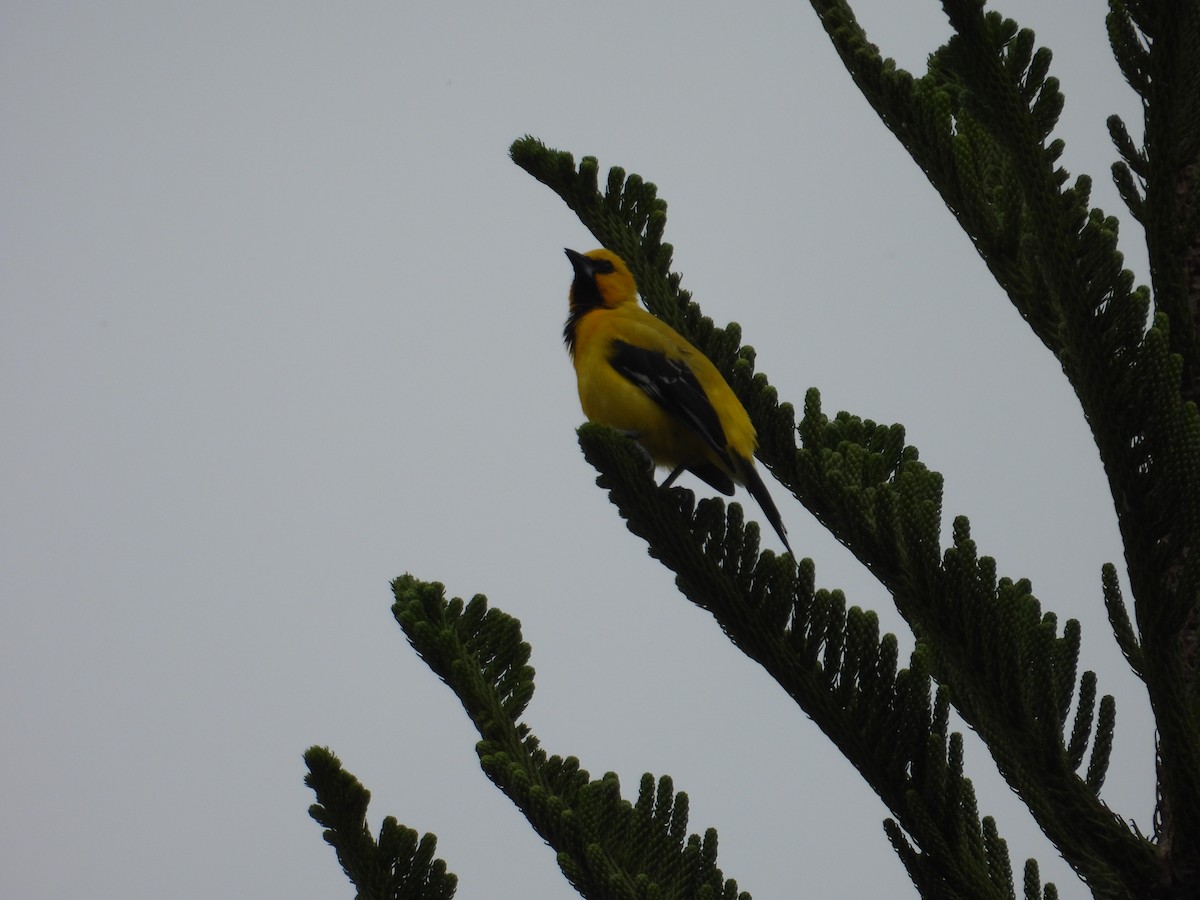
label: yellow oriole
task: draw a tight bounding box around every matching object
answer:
[564,247,791,555]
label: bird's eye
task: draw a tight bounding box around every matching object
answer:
[592,259,616,275]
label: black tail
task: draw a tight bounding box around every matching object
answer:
[737,457,792,557]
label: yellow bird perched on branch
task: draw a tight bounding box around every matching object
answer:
[563,247,791,555]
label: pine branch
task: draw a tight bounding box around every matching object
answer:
[512,135,1154,895]
[577,424,1041,900]
[389,574,750,900]
[1106,4,1200,879]
[1102,562,1145,679]
[1107,0,1200,394]
[303,746,458,900]
[801,1,1200,888]
[1023,860,1059,900]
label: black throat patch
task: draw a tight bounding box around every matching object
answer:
[563,254,617,356]
[563,273,604,355]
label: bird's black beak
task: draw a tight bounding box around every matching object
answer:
[564,248,592,280]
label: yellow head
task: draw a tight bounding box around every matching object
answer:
[565,248,638,312]
[563,248,639,354]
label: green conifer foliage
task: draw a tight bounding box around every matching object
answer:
[305,2,1199,897]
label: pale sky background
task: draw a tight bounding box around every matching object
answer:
[2,2,1155,898]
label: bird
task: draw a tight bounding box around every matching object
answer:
[563,247,792,555]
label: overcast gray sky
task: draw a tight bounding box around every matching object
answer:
[2,2,1154,898]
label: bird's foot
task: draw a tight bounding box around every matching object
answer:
[660,465,685,489]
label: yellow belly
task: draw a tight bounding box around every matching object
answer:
[571,307,751,473]
[576,359,716,467]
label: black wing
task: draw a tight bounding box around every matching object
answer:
[609,339,730,464]
[609,340,791,554]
